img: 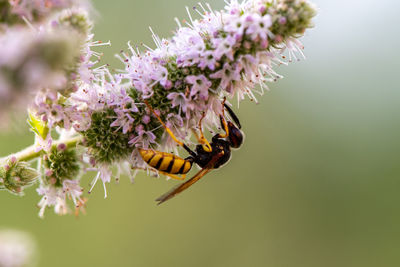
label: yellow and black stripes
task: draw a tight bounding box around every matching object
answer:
[139,149,192,175]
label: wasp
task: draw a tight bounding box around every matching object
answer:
[139,98,243,205]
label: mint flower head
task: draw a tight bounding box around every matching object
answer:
[0,28,81,110]
[95,0,316,158]
[0,230,36,267]
[3,0,89,25]
[0,4,94,123]
[0,0,316,217]
[71,0,317,198]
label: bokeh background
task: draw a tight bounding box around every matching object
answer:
[1,0,400,266]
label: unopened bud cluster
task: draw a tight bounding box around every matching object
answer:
[0,157,38,195]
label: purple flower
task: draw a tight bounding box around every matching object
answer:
[110,110,135,134]
[142,115,151,124]
[150,65,171,89]
[37,184,68,218]
[238,54,258,76]
[246,14,272,41]
[172,28,205,67]
[167,92,189,113]
[210,63,241,93]
[129,129,157,149]
[212,35,237,61]
[198,50,218,71]
[186,75,212,100]
[224,16,246,40]
[166,113,184,129]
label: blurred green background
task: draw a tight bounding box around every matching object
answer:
[1,0,400,266]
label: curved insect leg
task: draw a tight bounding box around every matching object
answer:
[131,166,159,177]
[223,103,242,129]
[131,165,186,180]
[158,172,186,181]
[144,100,196,157]
[218,97,230,138]
[192,112,212,152]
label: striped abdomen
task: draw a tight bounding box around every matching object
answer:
[139,149,192,174]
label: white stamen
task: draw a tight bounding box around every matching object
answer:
[186,6,195,25]
[89,172,100,193]
[22,16,36,31]
[174,17,182,28]
[103,182,107,198]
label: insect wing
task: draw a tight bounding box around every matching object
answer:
[156,155,220,205]
[156,167,213,205]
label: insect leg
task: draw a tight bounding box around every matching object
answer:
[218,98,230,138]
[144,100,196,157]
[192,112,212,152]
[131,166,159,177]
[223,103,242,129]
[158,172,186,181]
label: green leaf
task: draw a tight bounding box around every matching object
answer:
[27,111,49,139]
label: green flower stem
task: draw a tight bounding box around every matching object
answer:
[0,136,83,164]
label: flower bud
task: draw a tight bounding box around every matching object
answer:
[0,158,39,195]
[53,8,93,36]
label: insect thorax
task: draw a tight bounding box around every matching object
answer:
[195,139,231,169]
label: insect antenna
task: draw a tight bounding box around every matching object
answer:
[224,104,242,129]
